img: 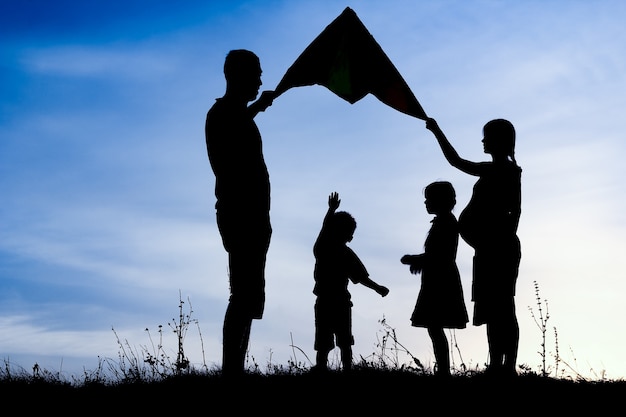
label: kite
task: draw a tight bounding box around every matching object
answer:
[274,7,427,120]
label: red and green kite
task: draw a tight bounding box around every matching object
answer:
[275,7,427,120]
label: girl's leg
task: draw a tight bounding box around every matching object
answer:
[428,326,450,376]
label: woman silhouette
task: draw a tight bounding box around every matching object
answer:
[426,117,522,378]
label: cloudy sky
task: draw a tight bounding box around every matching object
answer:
[2,0,625,380]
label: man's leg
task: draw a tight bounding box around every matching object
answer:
[222,301,252,375]
[340,345,352,372]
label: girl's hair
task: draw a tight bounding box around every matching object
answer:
[484,119,518,166]
[424,181,456,211]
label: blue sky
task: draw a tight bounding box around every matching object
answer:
[2,0,626,380]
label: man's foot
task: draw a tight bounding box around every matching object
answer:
[309,365,328,374]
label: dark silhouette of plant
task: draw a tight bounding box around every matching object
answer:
[528,280,550,376]
[372,316,425,372]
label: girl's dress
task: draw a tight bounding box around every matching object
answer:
[410,212,469,328]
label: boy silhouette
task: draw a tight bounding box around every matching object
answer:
[312,192,389,372]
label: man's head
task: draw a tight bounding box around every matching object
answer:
[224,49,262,101]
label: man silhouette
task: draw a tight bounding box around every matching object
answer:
[205,49,275,376]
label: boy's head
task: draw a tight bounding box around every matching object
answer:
[424,181,456,214]
[330,211,356,243]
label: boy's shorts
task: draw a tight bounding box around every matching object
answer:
[314,298,354,351]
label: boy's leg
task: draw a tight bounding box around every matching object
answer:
[313,298,334,372]
[336,304,354,372]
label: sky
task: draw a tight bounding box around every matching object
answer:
[2,0,626,380]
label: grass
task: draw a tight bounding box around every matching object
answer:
[3,361,624,414]
[2,284,624,413]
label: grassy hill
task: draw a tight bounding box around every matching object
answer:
[3,365,624,414]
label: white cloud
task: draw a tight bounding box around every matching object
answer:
[22,44,179,78]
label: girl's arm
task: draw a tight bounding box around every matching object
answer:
[401,254,424,274]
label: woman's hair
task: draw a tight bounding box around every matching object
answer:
[424,181,456,211]
[484,119,518,166]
